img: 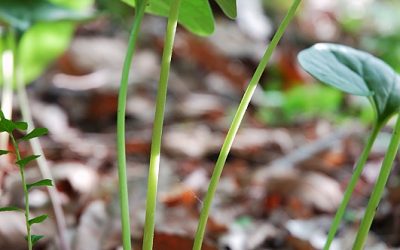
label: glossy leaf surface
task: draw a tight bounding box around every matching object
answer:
[123,0,237,36]
[298,43,400,123]
[215,0,237,19]
[0,0,92,32]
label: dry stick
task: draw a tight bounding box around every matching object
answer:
[192,1,302,249]
[16,65,70,250]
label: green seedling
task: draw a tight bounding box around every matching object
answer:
[0,2,93,250]
[298,43,400,249]
[0,111,51,250]
[116,1,236,249]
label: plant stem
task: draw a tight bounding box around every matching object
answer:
[0,30,16,162]
[17,72,70,250]
[10,134,32,250]
[142,1,181,249]
[323,124,381,250]
[116,2,147,249]
[192,1,302,249]
[352,114,400,250]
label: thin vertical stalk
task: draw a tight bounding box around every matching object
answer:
[10,134,32,250]
[17,72,70,250]
[192,1,302,249]
[117,2,147,249]
[0,30,15,158]
[323,124,381,250]
[353,114,400,250]
[142,0,181,249]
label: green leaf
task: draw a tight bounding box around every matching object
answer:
[298,43,400,123]
[0,111,16,133]
[123,0,215,36]
[28,214,48,226]
[27,179,53,190]
[21,128,48,141]
[28,234,44,245]
[214,0,237,19]
[0,0,94,85]
[0,0,93,32]
[16,155,40,168]
[0,150,10,155]
[0,206,22,212]
[14,121,28,131]
[17,22,75,84]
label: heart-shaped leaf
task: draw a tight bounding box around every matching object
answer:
[0,0,94,85]
[0,0,93,32]
[123,0,237,36]
[298,43,400,123]
[215,0,237,19]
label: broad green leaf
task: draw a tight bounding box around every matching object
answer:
[123,0,215,36]
[27,179,53,190]
[28,214,48,226]
[0,206,22,212]
[21,128,48,141]
[298,43,400,123]
[0,0,94,85]
[14,121,28,131]
[18,22,75,84]
[0,150,9,155]
[28,235,44,245]
[16,155,40,168]
[0,0,93,32]
[215,0,237,19]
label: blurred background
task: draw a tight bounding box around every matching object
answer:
[0,0,400,249]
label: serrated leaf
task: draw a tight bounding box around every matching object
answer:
[298,43,400,123]
[123,0,215,36]
[0,150,10,155]
[215,0,237,19]
[27,179,53,190]
[21,128,48,141]
[16,155,40,168]
[27,234,44,245]
[0,206,22,212]
[28,214,48,226]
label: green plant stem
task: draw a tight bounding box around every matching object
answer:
[323,124,381,250]
[192,1,302,249]
[10,134,32,250]
[353,114,400,250]
[17,71,70,250]
[142,1,181,249]
[116,2,147,250]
